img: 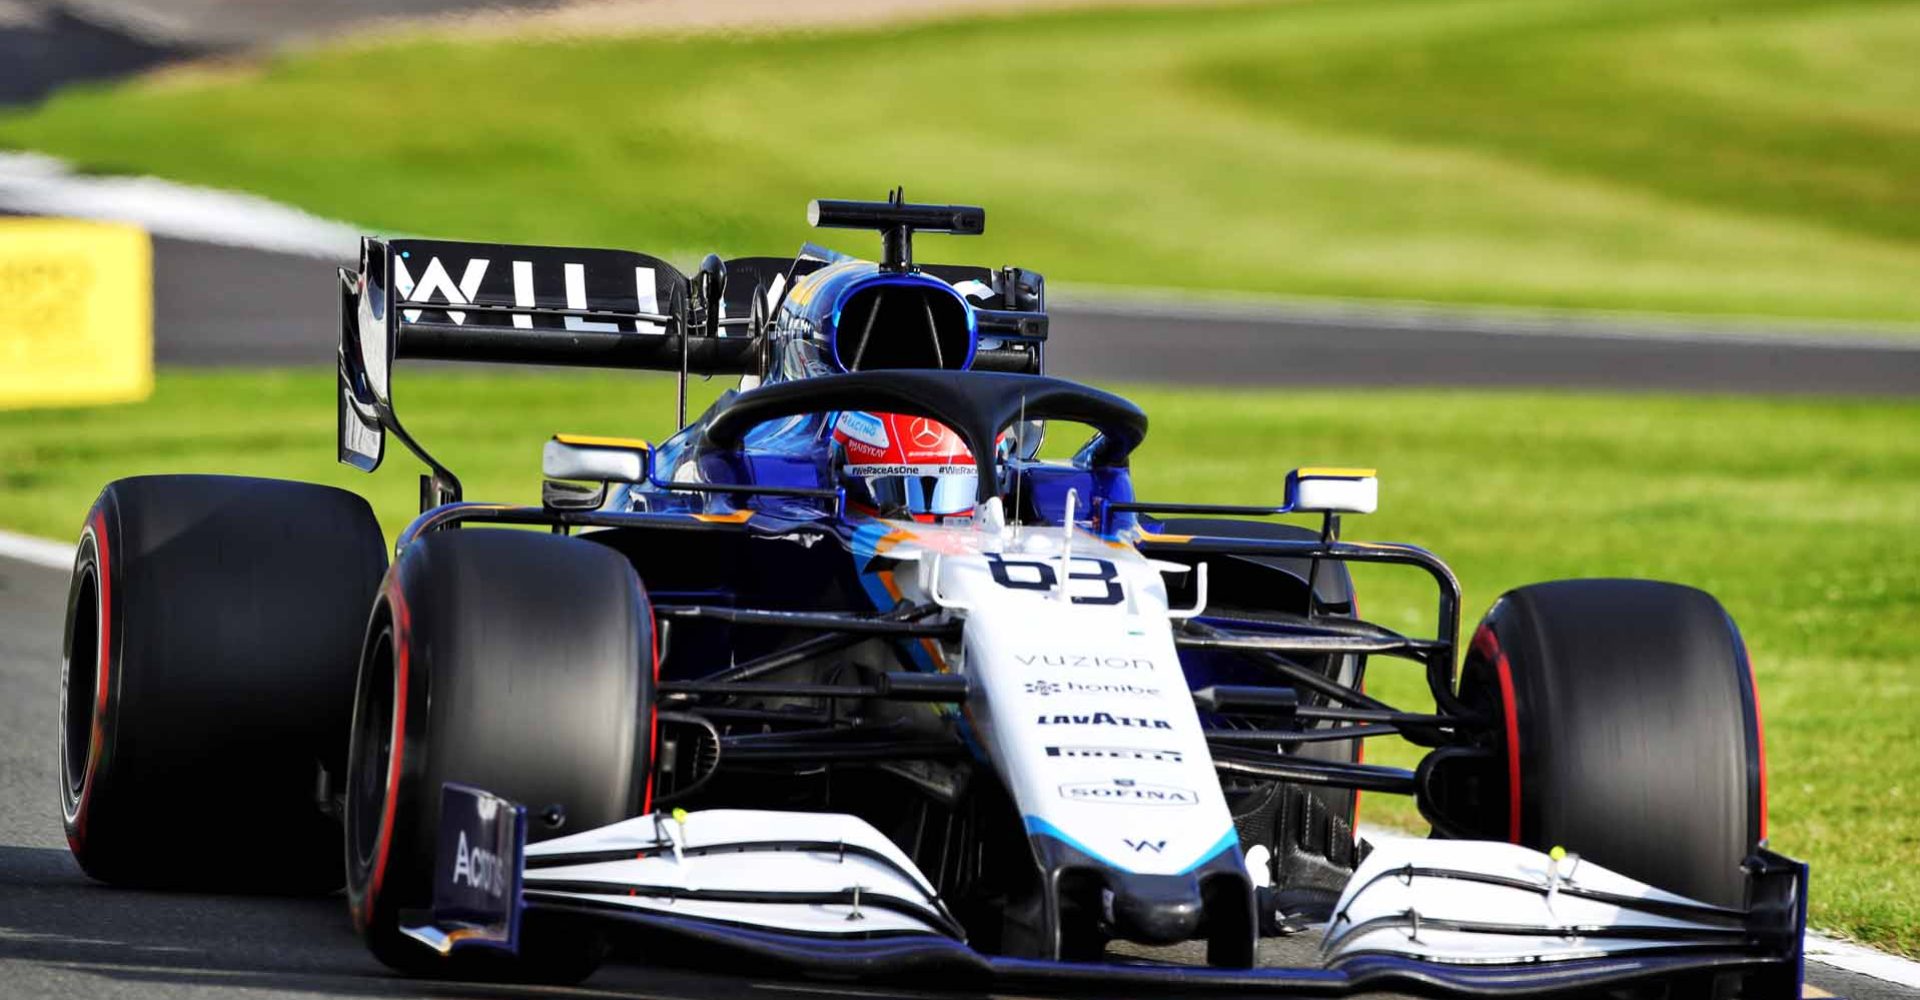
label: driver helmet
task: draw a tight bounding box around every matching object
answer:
[831,411,977,521]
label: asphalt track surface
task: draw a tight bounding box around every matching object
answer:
[0,549,1911,1000]
[144,236,1920,393]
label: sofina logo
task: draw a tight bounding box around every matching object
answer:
[1059,778,1198,807]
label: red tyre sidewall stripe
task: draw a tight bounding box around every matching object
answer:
[641,585,659,815]
[1350,594,1363,835]
[363,585,411,929]
[1472,625,1524,844]
[1743,643,1769,843]
[1352,673,1365,834]
[70,511,113,851]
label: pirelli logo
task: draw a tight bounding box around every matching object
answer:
[1045,746,1184,763]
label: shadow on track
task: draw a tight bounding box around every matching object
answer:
[0,843,973,1000]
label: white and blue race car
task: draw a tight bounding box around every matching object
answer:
[59,195,1804,997]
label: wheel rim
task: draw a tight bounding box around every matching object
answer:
[348,625,397,875]
[61,563,100,806]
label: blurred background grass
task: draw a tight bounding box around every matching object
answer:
[3,0,1919,322]
[2,372,1915,952]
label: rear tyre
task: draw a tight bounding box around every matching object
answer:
[60,475,386,892]
[1460,579,1765,908]
[345,529,656,982]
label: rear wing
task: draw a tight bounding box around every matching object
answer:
[339,197,1048,510]
[338,236,747,504]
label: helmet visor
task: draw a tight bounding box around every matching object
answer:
[851,465,977,517]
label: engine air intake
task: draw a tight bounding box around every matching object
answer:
[833,280,975,372]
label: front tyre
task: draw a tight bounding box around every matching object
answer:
[345,529,656,981]
[1460,578,1766,908]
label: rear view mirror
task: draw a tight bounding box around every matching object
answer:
[1286,467,1378,514]
[543,435,651,484]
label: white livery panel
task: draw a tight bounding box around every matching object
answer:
[894,518,1242,879]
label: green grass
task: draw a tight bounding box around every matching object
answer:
[2,370,1916,953]
[5,0,1920,323]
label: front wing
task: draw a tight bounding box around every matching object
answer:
[403,784,1808,998]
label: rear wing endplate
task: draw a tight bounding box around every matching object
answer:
[338,236,752,504]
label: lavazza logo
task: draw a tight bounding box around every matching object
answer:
[1016,653,1155,671]
[1024,679,1159,698]
[1035,712,1172,730]
[1059,778,1199,807]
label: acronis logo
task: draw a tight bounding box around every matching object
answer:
[451,830,508,898]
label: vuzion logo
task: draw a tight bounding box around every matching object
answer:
[1016,653,1155,671]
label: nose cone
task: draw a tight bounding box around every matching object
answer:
[1109,876,1206,944]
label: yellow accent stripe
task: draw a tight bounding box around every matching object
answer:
[1296,467,1377,479]
[553,434,651,450]
[691,510,754,524]
[1145,533,1195,544]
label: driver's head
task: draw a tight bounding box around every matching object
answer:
[831,411,976,521]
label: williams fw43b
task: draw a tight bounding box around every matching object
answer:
[59,195,1805,997]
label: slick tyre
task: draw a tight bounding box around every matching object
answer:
[1460,579,1766,908]
[61,476,386,892]
[345,529,656,982]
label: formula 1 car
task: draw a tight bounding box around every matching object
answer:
[59,194,1806,997]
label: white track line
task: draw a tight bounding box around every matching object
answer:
[0,152,361,259]
[0,528,74,572]
[1805,933,1920,989]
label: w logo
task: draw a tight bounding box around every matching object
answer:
[1123,838,1167,853]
